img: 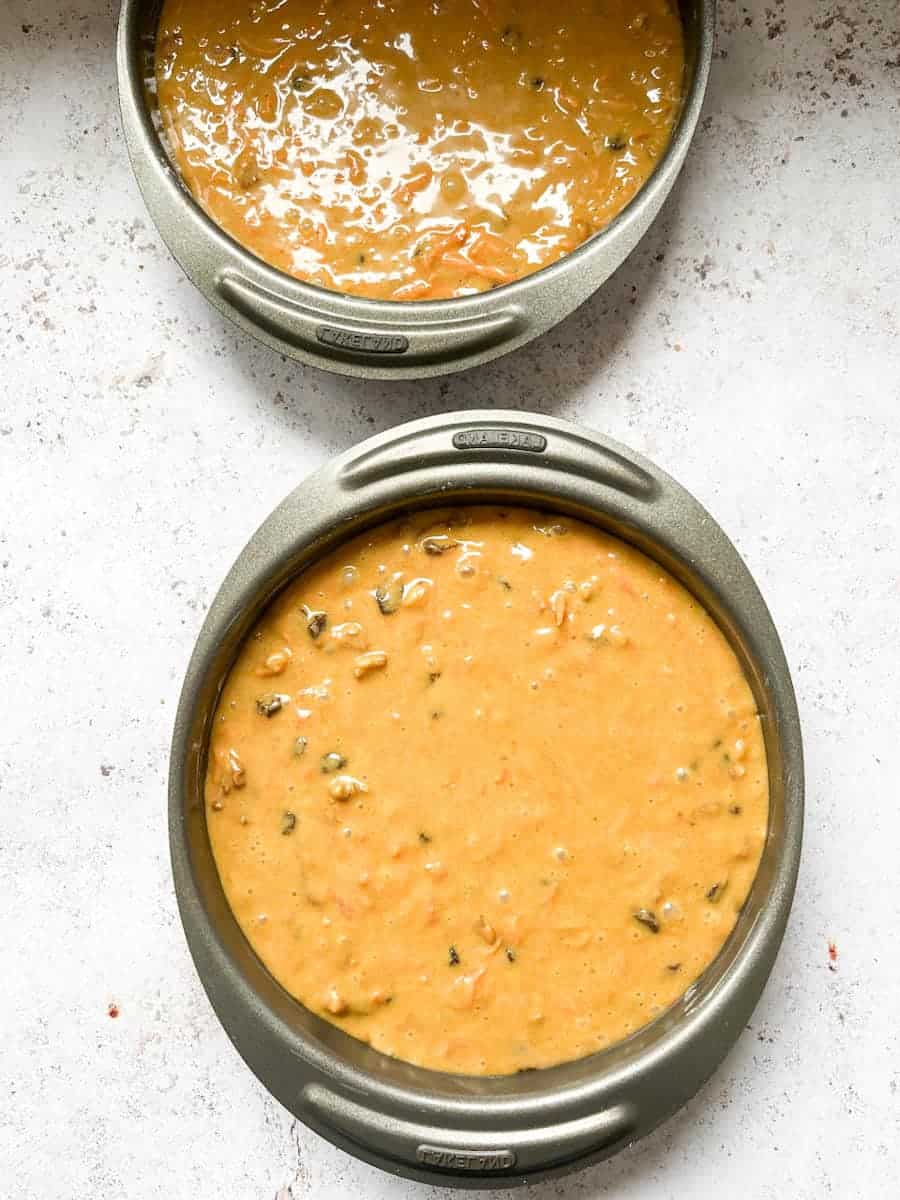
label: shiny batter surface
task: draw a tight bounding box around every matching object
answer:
[206,508,768,1075]
[154,0,684,300]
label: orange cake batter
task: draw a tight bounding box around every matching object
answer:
[205,507,767,1075]
[155,0,684,299]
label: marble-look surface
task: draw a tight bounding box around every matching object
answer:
[1,1,898,1196]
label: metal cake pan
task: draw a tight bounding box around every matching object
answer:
[169,410,803,1187]
[117,1,714,379]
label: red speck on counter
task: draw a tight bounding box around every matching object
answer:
[827,941,838,972]
[107,1002,120,1018]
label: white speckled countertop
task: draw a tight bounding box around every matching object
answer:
[1,0,898,1195]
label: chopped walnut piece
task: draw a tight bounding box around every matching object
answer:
[550,589,568,627]
[328,774,368,801]
[354,650,388,678]
[324,986,348,1015]
[256,648,292,677]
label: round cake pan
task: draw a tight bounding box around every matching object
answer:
[117,1,714,380]
[170,410,803,1187]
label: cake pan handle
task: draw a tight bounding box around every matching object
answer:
[216,271,525,369]
[340,416,658,500]
[303,1083,635,1177]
